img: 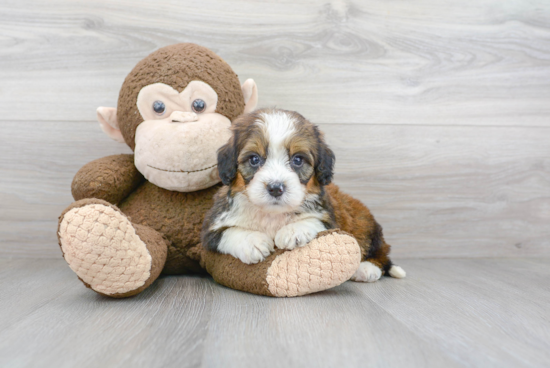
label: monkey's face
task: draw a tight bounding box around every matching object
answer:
[96,43,258,193]
[133,81,232,191]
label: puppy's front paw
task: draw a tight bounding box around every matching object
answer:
[275,221,323,250]
[236,232,275,264]
[350,261,382,283]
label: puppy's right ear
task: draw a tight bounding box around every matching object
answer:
[217,134,239,185]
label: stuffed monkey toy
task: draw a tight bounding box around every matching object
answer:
[57,43,362,298]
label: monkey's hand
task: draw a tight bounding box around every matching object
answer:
[71,154,144,205]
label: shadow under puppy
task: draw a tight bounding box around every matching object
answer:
[201,108,405,282]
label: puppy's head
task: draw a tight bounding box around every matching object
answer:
[217,108,335,212]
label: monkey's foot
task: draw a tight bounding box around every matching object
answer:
[201,229,360,297]
[58,201,156,297]
[265,229,361,297]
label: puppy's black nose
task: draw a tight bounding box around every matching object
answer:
[267,182,285,197]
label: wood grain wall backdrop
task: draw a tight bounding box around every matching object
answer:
[1,0,549,258]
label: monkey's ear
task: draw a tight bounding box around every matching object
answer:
[315,133,336,186]
[217,136,238,186]
[241,79,258,114]
[97,107,125,143]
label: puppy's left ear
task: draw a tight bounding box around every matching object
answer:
[217,134,239,185]
[314,130,335,186]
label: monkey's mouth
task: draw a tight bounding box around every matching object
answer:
[147,163,218,174]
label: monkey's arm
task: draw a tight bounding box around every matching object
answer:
[71,154,145,205]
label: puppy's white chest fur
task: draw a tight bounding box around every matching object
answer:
[210,193,327,264]
[213,193,307,239]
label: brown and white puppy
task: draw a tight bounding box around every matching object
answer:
[201,108,405,283]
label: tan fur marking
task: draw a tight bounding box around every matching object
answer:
[306,176,322,195]
[238,133,268,161]
[232,173,246,193]
[288,137,316,159]
[231,112,269,155]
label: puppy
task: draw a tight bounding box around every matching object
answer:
[201,108,405,282]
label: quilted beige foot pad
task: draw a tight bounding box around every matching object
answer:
[266,230,362,297]
[58,204,152,295]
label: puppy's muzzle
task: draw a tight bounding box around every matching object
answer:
[267,182,285,198]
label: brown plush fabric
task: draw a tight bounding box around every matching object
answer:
[71,154,144,205]
[117,43,246,150]
[200,246,278,297]
[117,182,221,275]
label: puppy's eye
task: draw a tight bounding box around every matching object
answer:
[192,99,206,113]
[249,155,261,167]
[153,100,166,115]
[291,155,304,168]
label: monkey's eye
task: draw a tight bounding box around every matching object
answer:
[192,99,206,113]
[291,155,304,168]
[249,155,261,167]
[152,100,166,115]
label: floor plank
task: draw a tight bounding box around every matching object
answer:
[202,280,461,368]
[356,258,550,368]
[0,260,213,368]
[0,258,81,331]
[1,258,549,368]
[0,0,549,126]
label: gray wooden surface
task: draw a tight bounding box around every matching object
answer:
[1,0,550,258]
[0,258,548,368]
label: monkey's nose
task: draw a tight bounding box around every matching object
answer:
[170,111,198,123]
[267,182,285,198]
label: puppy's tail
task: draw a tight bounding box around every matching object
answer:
[385,262,407,279]
[370,224,406,279]
[364,220,406,279]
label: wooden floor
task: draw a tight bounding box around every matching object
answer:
[0,257,548,368]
